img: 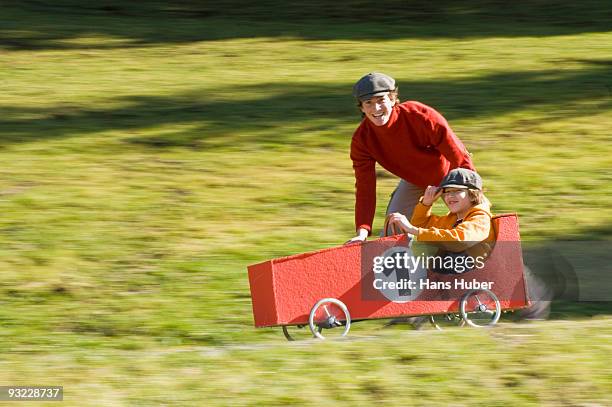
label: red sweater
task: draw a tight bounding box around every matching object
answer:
[350,101,475,234]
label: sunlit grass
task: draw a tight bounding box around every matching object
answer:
[0,1,611,405]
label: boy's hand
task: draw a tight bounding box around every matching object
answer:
[422,185,443,206]
[388,213,419,235]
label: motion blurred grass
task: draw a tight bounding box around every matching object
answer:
[1,1,611,405]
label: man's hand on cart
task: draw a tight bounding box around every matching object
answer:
[344,228,369,245]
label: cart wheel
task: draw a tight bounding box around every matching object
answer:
[309,298,351,340]
[429,313,465,330]
[459,289,501,328]
[282,324,321,341]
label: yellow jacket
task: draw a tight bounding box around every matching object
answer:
[410,197,495,254]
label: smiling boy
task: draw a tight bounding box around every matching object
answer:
[389,168,552,319]
[388,168,494,246]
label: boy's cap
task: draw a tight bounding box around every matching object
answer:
[353,72,396,101]
[439,168,483,190]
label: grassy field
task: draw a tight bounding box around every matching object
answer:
[1,1,611,405]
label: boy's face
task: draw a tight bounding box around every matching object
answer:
[442,188,472,215]
[360,93,395,126]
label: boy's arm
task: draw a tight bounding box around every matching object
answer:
[410,199,442,228]
[416,210,491,249]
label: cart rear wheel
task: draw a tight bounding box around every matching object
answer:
[282,324,321,341]
[309,298,351,340]
[459,289,501,327]
[429,313,465,330]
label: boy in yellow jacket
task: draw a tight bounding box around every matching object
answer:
[389,168,551,319]
[388,168,492,248]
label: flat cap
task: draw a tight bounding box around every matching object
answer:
[353,72,396,101]
[439,168,483,191]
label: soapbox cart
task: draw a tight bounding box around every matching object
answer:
[247,214,531,340]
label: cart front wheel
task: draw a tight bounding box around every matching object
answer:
[309,298,351,340]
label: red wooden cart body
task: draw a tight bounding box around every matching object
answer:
[248,214,529,328]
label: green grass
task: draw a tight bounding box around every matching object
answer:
[1,1,611,405]
[1,320,611,406]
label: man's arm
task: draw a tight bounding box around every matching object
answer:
[418,104,475,170]
[350,136,377,235]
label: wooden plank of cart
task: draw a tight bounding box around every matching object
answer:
[247,213,531,340]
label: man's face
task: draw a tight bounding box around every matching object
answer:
[360,93,394,126]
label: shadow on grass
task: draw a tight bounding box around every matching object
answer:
[1,60,610,148]
[522,221,612,319]
[2,1,612,50]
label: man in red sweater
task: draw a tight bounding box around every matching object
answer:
[347,72,475,244]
